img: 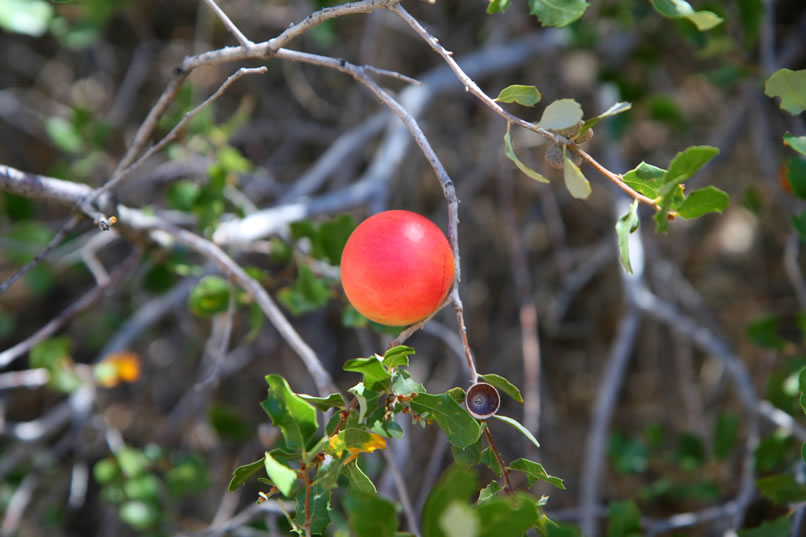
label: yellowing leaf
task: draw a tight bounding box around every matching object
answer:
[329,429,386,463]
[95,352,141,387]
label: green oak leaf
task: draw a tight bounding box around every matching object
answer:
[509,458,565,489]
[737,516,791,537]
[539,99,584,131]
[504,123,550,183]
[650,0,723,30]
[382,345,415,368]
[188,276,230,317]
[446,387,466,404]
[622,161,667,199]
[478,374,523,403]
[422,466,478,537]
[477,480,503,504]
[345,492,399,537]
[476,492,541,537]
[344,355,392,391]
[297,392,346,412]
[655,146,719,231]
[492,414,540,448]
[410,393,482,448]
[344,461,376,494]
[261,375,319,453]
[677,186,729,219]
[787,158,806,200]
[784,133,806,157]
[793,210,806,242]
[227,458,265,492]
[528,0,588,27]
[481,447,503,477]
[757,474,806,504]
[263,451,297,497]
[494,85,542,106]
[487,0,512,13]
[665,146,720,186]
[580,102,632,134]
[607,500,641,537]
[277,265,331,316]
[391,368,425,396]
[295,483,330,535]
[451,439,483,466]
[765,69,806,115]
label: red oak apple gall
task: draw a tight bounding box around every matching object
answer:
[340,210,455,326]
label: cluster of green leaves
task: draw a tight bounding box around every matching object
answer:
[607,419,740,506]
[724,311,806,536]
[277,215,356,316]
[495,84,727,274]
[486,0,722,30]
[94,444,209,531]
[229,345,560,537]
[750,75,806,533]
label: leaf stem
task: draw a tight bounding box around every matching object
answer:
[331,398,359,436]
[484,427,512,493]
[572,147,660,210]
[303,464,312,537]
[452,289,479,384]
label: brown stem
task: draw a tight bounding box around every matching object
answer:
[572,147,660,210]
[303,464,312,537]
[452,290,478,383]
[330,398,359,437]
[484,427,512,493]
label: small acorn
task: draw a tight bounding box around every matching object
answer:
[544,144,564,169]
[575,126,594,143]
[465,382,500,420]
[566,147,583,166]
[553,122,581,139]
[550,120,594,143]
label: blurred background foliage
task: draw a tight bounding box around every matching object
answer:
[0,0,805,535]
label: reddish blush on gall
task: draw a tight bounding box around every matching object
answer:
[340,210,455,326]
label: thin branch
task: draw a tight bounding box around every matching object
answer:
[392,5,659,211]
[94,67,267,199]
[451,289,479,384]
[98,277,200,359]
[202,0,253,47]
[303,464,312,537]
[0,214,81,296]
[150,221,336,396]
[214,33,559,245]
[484,427,513,492]
[0,167,335,396]
[362,64,422,86]
[0,475,38,537]
[0,66,264,293]
[387,297,451,349]
[382,449,420,535]
[81,230,120,286]
[266,0,402,53]
[0,253,140,368]
[0,368,49,390]
[579,305,642,537]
